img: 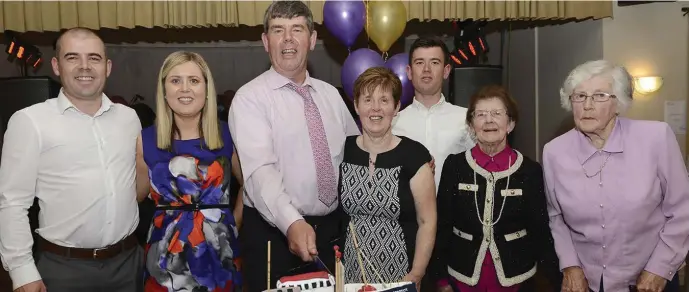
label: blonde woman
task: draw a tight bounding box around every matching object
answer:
[135,51,243,291]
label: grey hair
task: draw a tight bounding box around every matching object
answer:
[263,1,314,33]
[559,60,634,114]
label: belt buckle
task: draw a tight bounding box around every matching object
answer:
[92,247,107,259]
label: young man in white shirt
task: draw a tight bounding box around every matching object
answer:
[0,28,142,292]
[393,35,475,188]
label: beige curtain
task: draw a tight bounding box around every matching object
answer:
[0,1,612,33]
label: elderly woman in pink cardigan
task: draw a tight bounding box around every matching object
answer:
[543,60,689,292]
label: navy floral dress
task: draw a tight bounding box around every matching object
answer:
[141,123,241,292]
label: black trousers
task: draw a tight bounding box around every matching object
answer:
[240,206,341,292]
[37,245,143,292]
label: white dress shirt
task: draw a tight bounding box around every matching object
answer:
[392,95,475,188]
[229,68,360,235]
[0,91,141,289]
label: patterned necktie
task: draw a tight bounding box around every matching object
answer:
[285,83,338,207]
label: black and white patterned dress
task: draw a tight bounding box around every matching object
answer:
[338,135,432,283]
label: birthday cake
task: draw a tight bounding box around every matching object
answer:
[276,271,336,292]
[262,246,415,292]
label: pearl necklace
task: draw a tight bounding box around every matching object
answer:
[473,155,511,227]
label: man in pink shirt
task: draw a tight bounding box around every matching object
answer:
[228,1,359,291]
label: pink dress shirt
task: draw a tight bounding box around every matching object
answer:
[228,68,360,234]
[438,145,520,292]
[543,117,689,292]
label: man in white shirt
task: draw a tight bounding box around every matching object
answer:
[0,28,142,292]
[393,35,475,188]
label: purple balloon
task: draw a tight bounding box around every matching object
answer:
[341,48,385,100]
[323,1,366,48]
[384,53,415,109]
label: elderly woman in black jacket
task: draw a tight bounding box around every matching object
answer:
[431,85,560,292]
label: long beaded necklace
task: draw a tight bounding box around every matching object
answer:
[582,151,612,187]
[472,155,512,227]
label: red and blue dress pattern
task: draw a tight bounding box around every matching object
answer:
[141,124,241,292]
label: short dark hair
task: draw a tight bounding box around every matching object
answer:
[466,85,519,126]
[54,27,105,58]
[408,35,450,66]
[353,67,402,106]
[263,1,314,33]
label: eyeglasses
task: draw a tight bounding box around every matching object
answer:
[472,109,508,120]
[569,92,616,103]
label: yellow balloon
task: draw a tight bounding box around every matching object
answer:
[366,0,407,53]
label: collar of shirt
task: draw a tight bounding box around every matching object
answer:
[56,89,114,117]
[265,66,316,92]
[471,144,516,172]
[409,94,447,112]
[575,116,625,164]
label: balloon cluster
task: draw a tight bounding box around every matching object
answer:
[323,0,414,108]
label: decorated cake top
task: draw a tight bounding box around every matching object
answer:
[277,271,335,292]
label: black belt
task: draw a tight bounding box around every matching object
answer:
[155,203,231,211]
[39,234,138,260]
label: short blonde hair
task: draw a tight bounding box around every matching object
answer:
[559,60,634,113]
[155,51,222,150]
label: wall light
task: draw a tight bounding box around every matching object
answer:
[633,76,663,95]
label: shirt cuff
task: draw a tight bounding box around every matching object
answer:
[275,205,304,235]
[645,261,677,281]
[558,255,582,272]
[9,263,41,290]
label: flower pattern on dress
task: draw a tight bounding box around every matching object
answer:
[144,154,240,292]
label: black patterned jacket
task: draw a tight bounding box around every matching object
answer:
[429,150,561,289]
